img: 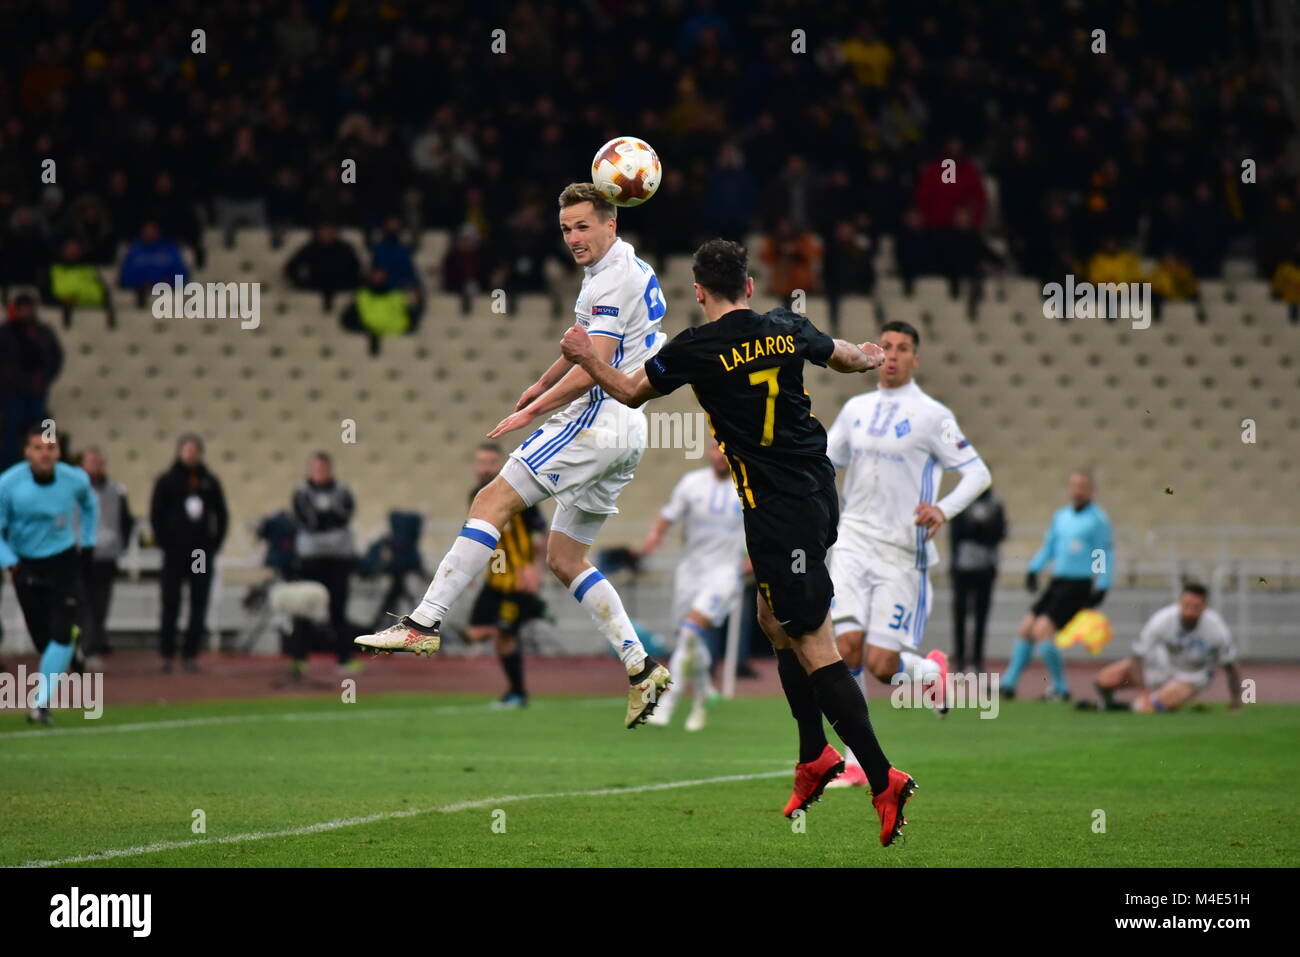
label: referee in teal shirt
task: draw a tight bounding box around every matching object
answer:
[0,424,98,724]
[1003,469,1112,700]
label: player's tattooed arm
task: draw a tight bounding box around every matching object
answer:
[487,334,621,437]
[826,339,885,373]
[560,324,661,408]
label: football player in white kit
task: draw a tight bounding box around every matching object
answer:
[640,440,747,731]
[355,183,672,728]
[1078,583,1241,713]
[825,320,991,786]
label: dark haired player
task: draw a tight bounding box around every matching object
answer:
[561,239,916,847]
[822,318,991,787]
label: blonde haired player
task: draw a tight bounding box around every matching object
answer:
[824,320,991,787]
[641,440,747,731]
[355,183,672,728]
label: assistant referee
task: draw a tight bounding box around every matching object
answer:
[0,424,98,725]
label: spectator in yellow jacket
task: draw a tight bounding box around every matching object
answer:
[1087,237,1143,286]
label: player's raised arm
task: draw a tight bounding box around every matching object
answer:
[514,355,572,411]
[560,324,661,408]
[487,333,620,438]
[826,339,886,374]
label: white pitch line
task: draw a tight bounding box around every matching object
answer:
[13,769,791,868]
[0,699,613,741]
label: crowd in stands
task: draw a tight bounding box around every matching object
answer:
[1,1,1297,351]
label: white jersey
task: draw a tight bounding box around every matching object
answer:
[826,380,987,570]
[1134,604,1236,676]
[661,468,746,576]
[557,237,667,427]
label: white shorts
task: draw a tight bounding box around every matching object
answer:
[672,563,741,629]
[829,541,931,654]
[1143,648,1214,692]
[503,400,645,516]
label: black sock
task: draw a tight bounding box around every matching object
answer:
[1097,683,1115,708]
[776,649,828,764]
[808,660,892,795]
[499,649,525,696]
[629,656,661,685]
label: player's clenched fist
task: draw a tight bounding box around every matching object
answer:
[858,341,885,370]
[560,324,594,364]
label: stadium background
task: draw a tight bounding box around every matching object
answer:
[1,0,1298,673]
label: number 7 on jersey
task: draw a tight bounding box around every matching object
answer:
[748,367,779,446]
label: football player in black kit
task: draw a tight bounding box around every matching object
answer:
[561,239,916,847]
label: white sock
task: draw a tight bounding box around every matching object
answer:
[570,567,647,673]
[899,650,940,683]
[686,624,713,704]
[412,519,500,626]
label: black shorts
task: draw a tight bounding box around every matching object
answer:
[1031,578,1093,629]
[743,483,839,637]
[469,585,544,636]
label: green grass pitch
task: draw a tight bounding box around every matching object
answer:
[2,693,1297,867]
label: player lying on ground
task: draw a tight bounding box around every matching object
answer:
[1076,582,1241,713]
[355,184,671,729]
[561,238,916,846]
[822,319,992,785]
[1003,469,1113,701]
[640,439,747,731]
[461,442,548,709]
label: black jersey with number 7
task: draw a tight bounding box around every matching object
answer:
[643,307,837,507]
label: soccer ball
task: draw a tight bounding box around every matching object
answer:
[591,136,661,207]
[1055,609,1113,655]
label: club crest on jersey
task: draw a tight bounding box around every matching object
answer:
[894,419,911,438]
[593,305,619,317]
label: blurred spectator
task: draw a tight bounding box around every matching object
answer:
[1182,182,1232,277]
[501,202,565,307]
[80,446,135,666]
[441,225,496,311]
[759,218,823,299]
[644,168,702,266]
[1270,245,1300,323]
[913,138,987,230]
[213,126,269,249]
[937,207,1004,299]
[842,24,894,88]
[948,485,1006,674]
[894,207,937,296]
[143,172,204,270]
[369,215,420,292]
[763,155,817,231]
[118,221,189,306]
[150,434,228,673]
[284,224,362,311]
[1023,195,1081,284]
[341,266,424,355]
[43,238,114,329]
[289,452,358,677]
[1148,251,1199,307]
[822,220,877,333]
[0,206,50,295]
[0,294,63,469]
[1086,237,1143,287]
[65,195,117,266]
[701,144,758,241]
[861,158,905,239]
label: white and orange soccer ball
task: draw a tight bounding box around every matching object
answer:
[591,136,661,207]
[1055,609,1114,655]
